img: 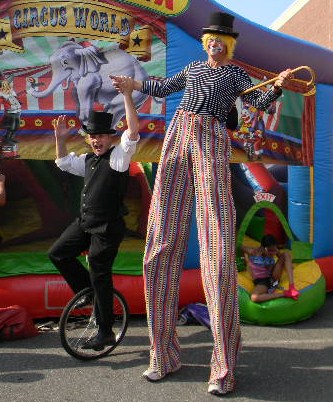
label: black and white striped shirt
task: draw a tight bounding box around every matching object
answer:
[141,61,280,123]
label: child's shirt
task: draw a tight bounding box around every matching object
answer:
[248,255,276,279]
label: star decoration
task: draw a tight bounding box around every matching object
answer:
[132,35,142,47]
[0,28,7,40]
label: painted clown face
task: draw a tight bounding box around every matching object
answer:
[206,37,225,56]
[241,103,257,125]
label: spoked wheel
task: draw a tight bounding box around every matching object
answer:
[59,287,128,360]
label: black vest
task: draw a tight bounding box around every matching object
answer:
[79,147,129,233]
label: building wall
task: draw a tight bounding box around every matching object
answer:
[272,0,333,50]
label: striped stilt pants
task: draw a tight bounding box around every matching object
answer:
[143,110,241,392]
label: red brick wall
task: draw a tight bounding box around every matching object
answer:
[278,0,333,50]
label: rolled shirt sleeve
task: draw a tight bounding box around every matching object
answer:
[110,129,140,172]
[55,152,86,176]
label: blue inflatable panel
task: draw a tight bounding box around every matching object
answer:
[313,84,333,257]
[166,22,205,125]
[288,166,310,242]
[184,210,200,269]
[166,23,203,269]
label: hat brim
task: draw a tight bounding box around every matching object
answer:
[202,28,239,38]
[81,124,117,135]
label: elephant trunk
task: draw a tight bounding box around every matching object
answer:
[29,72,71,98]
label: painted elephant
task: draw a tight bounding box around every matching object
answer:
[28,41,149,127]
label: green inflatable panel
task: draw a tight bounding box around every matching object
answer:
[0,251,143,278]
[238,274,326,326]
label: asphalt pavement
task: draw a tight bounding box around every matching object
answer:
[1,293,333,402]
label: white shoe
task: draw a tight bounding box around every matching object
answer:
[142,363,181,382]
[208,384,229,396]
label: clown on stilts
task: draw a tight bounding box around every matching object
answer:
[113,11,291,397]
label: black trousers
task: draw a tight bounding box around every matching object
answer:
[48,218,125,333]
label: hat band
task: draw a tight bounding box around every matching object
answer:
[87,124,110,131]
[209,25,234,33]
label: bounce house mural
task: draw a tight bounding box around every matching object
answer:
[1,0,333,325]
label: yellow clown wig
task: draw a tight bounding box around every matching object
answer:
[201,33,237,60]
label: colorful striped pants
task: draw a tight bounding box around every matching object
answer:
[143,110,241,392]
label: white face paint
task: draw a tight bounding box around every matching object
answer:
[208,44,224,55]
[207,38,225,56]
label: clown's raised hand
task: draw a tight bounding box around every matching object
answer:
[110,75,134,94]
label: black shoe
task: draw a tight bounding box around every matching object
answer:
[82,332,116,351]
[75,294,94,309]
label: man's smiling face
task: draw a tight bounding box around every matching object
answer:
[88,134,114,156]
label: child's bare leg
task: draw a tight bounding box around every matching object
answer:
[275,252,300,300]
[251,284,284,303]
[271,257,285,283]
[281,252,294,283]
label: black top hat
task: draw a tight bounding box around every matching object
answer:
[202,12,239,38]
[81,111,116,135]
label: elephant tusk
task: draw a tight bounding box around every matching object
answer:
[62,77,71,91]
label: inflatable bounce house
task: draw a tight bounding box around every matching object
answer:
[0,0,333,325]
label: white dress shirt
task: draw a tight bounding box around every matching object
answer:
[55,129,139,176]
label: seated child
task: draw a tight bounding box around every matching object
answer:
[241,234,300,303]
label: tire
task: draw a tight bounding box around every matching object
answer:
[59,287,128,360]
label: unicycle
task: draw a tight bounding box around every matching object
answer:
[59,287,129,360]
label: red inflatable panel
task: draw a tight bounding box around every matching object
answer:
[315,257,333,292]
[0,275,74,319]
[0,270,206,318]
[245,163,278,191]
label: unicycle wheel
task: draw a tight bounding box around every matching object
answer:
[59,287,128,360]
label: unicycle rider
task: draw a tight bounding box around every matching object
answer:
[48,76,139,350]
